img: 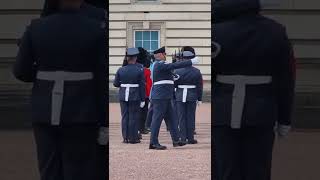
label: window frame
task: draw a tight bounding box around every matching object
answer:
[133,30,161,53]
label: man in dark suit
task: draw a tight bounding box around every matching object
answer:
[213,0,296,180]
[13,0,107,179]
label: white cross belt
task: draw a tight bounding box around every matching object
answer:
[120,84,139,102]
[37,71,94,126]
[153,80,174,85]
[216,75,272,129]
[178,85,196,103]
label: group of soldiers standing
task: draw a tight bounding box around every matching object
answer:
[114,46,203,150]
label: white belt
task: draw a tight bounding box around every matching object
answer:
[216,75,272,129]
[153,80,174,85]
[178,85,196,103]
[120,84,139,102]
[37,71,94,126]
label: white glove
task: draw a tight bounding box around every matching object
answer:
[140,101,145,108]
[275,124,291,138]
[191,56,200,64]
[197,101,202,106]
[97,127,108,146]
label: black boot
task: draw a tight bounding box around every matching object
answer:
[173,140,187,147]
[129,139,141,144]
[188,139,198,144]
[149,144,167,150]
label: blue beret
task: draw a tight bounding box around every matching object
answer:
[127,48,139,56]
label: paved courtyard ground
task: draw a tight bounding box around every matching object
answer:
[109,103,212,180]
[0,103,319,180]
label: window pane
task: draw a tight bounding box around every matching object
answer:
[151,31,158,40]
[135,31,142,40]
[143,41,151,51]
[151,41,158,51]
[143,31,150,40]
[135,41,143,48]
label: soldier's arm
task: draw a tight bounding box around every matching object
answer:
[275,28,296,126]
[94,29,108,127]
[113,70,121,87]
[13,24,37,82]
[157,60,192,72]
[139,69,146,102]
[197,71,203,101]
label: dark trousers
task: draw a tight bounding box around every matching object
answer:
[150,99,179,145]
[33,124,107,180]
[176,101,197,141]
[213,126,275,180]
[139,98,149,132]
[146,101,170,130]
[120,101,140,141]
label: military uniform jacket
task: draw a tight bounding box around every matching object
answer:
[174,66,203,102]
[13,9,107,126]
[151,60,192,100]
[213,1,295,128]
[113,64,145,102]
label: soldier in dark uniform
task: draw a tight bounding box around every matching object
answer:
[213,0,295,180]
[12,0,107,179]
[175,51,203,144]
[149,47,199,150]
[145,55,171,132]
[113,48,146,144]
[180,46,199,135]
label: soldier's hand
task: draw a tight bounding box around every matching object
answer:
[140,101,145,108]
[191,57,200,64]
[197,101,202,106]
[97,127,108,146]
[276,124,291,138]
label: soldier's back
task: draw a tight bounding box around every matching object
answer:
[30,11,104,71]
[215,14,288,76]
[25,10,106,125]
[118,64,144,84]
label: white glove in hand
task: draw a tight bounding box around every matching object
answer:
[276,124,291,138]
[140,101,145,108]
[197,101,202,106]
[97,127,108,146]
[191,57,200,64]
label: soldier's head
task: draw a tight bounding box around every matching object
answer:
[182,51,195,61]
[214,0,261,23]
[181,46,196,57]
[126,48,139,64]
[153,47,166,61]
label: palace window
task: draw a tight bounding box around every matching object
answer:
[134,30,160,53]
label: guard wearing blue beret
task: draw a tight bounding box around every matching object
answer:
[149,47,200,150]
[213,0,296,179]
[174,51,203,144]
[114,48,146,144]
